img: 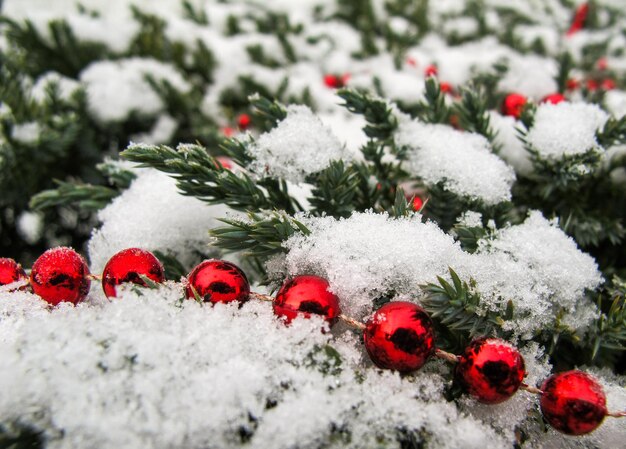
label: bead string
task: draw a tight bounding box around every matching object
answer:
[249,291,626,417]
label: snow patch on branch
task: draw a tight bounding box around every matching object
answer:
[395,120,515,205]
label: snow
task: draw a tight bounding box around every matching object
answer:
[0,285,511,449]
[526,102,610,160]
[16,211,43,244]
[605,90,626,118]
[31,72,80,103]
[11,122,41,144]
[88,168,228,272]
[249,105,353,183]
[276,211,602,337]
[497,54,558,100]
[488,111,533,176]
[79,58,191,123]
[395,120,516,205]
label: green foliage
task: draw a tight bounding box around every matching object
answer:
[420,268,510,351]
[309,160,363,218]
[29,181,119,212]
[412,77,450,124]
[0,421,44,449]
[121,143,299,214]
[454,84,498,146]
[210,212,310,258]
[597,115,626,147]
[337,89,398,140]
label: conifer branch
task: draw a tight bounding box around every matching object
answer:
[337,89,398,140]
[455,84,499,147]
[309,160,362,218]
[597,115,626,147]
[210,212,310,258]
[29,181,119,212]
[121,143,298,213]
[415,77,451,124]
[420,268,509,350]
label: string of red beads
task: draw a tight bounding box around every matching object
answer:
[0,248,622,436]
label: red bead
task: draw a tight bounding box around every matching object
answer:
[455,337,525,404]
[501,93,527,119]
[364,301,435,373]
[0,258,27,286]
[102,248,165,298]
[30,247,90,305]
[424,64,438,77]
[541,93,566,104]
[540,370,607,435]
[237,113,251,130]
[273,275,341,325]
[185,260,249,304]
[566,78,580,91]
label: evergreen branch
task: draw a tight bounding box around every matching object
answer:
[452,225,487,253]
[96,161,136,189]
[181,0,209,25]
[210,212,310,258]
[219,138,254,168]
[555,52,574,93]
[337,89,398,140]
[309,160,361,218]
[121,143,298,213]
[597,115,626,147]
[415,77,450,124]
[152,251,189,280]
[454,84,498,146]
[249,94,287,130]
[29,181,119,212]
[390,188,412,217]
[420,268,509,351]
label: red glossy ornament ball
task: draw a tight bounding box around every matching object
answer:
[501,93,527,119]
[30,247,90,305]
[541,93,566,104]
[540,370,607,435]
[273,275,341,325]
[364,301,435,373]
[102,248,165,298]
[0,258,27,286]
[455,337,525,404]
[185,260,249,304]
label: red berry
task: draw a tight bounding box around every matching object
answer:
[364,301,435,373]
[215,156,233,170]
[455,337,525,404]
[273,275,341,325]
[439,82,453,94]
[566,78,580,90]
[586,79,599,91]
[596,57,608,71]
[406,57,417,67]
[221,127,234,137]
[0,258,27,287]
[324,74,341,89]
[102,248,165,298]
[501,93,527,119]
[601,78,616,90]
[412,196,424,211]
[541,93,566,104]
[540,370,607,435]
[30,247,90,305]
[185,260,249,304]
[424,64,438,77]
[566,3,588,36]
[237,113,251,130]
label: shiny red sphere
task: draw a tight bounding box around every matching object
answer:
[540,370,607,435]
[30,247,90,305]
[237,113,251,130]
[501,93,527,119]
[0,258,27,286]
[364,301,435,373]
[541,93,566,104]
[185,260,250,304]
[273,275,341,325]
[102,248,165,298]
[456,337,525,404]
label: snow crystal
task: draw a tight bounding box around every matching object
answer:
[249,105,352,183]
[395,120,516,205]
[0,283,510,449]
[11,122,41,144]
[31,72,80,103]
[604,90,626,118]
[130,114,178,145]
[526,102,609,160]
[277,210,602,337]
[456,211,483,228]
[488,111,533,176]
[79,58,191,123]
[88,168,227,272]
[473,211,602,337]
[497,54,558,100]
[16,211,43,244]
